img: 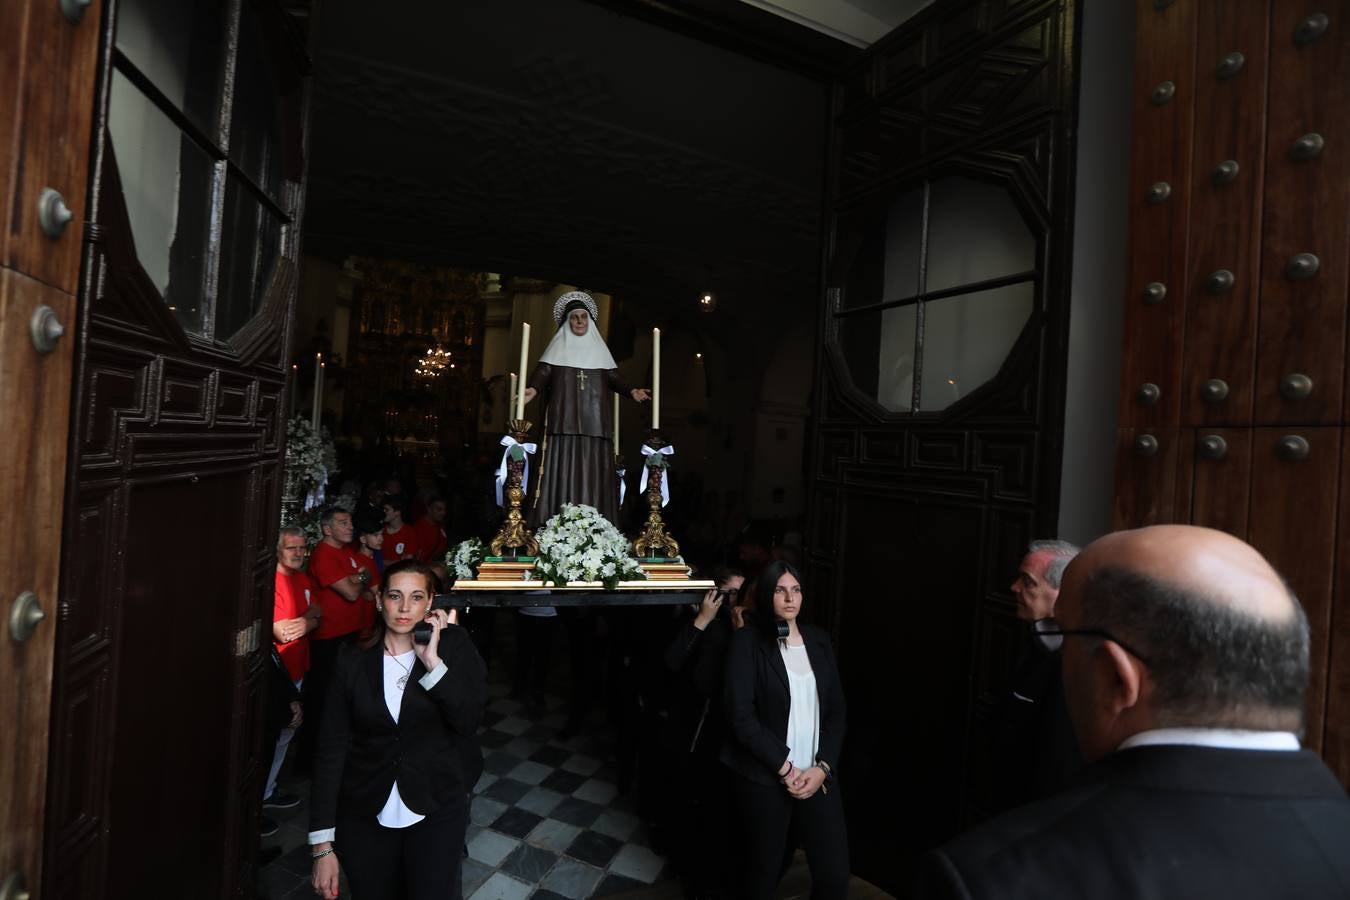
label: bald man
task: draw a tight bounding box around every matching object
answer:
[918,526,1350,899]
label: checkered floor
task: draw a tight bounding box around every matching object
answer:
[259,682,672,899]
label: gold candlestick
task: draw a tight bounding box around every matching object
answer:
[489,419,539,557]
[633,432,680,559]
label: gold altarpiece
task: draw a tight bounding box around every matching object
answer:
[345,257,485,454]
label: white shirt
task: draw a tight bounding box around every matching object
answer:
[1118,728,1301,752]
[781,641,820,770]
[308,655,449,845]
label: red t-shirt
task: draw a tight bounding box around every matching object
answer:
[309,541,367,640]
[273,567,314,682]
[384,523,420,563]
[354,552,381,633]
[414,517,448,563]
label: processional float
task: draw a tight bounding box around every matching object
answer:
[449,304,712,609]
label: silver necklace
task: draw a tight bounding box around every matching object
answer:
[386,649,413,690]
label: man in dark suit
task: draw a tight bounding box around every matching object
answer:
[984,539,1082,812]
[918,525,1350,899]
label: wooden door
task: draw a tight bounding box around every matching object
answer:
[808,0,1081,892]
[0,1,104,898]
[41,1,312,897]
[1114,0,1350,778]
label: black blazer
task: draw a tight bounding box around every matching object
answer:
[721,624,846,785]
[915,745,1350,899]
[310,626,487,833]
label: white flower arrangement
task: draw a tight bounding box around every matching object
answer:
[447,538,484,582]
[534,503,645,591]
[285,417,337,509]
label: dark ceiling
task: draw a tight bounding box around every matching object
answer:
[301,0,850,314]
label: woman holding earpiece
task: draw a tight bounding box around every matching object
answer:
[722,560,849,900]
[309,559,486,900]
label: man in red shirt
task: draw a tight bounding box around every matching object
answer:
[263,526,319,826]
[382,494,420,563]
[353,513,385,634]
[298,507,374,770]
[414,494,450,563]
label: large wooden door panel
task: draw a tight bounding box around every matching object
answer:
[44,2,312,894]
[1115,1,1350,783]
[0,267,78,900]
[0,0,102,895]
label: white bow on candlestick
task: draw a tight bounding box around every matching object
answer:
[495,434,537,507]
[617,467,627,506]
[639,443,675,507]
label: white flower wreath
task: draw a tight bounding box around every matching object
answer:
[534,503,645,590]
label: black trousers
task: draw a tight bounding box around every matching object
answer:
[734,775,849,900]
[336,792,470,900]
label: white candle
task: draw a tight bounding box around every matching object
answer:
[290,364,298,418]
[652,328,661,430]
[509,372,518,420]
[311,353,323,429]
[516,323,530,419]
[613,392,620,455]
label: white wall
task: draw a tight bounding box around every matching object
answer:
[1057,0,1135,545]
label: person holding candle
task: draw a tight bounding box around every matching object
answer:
[520,291,650,527]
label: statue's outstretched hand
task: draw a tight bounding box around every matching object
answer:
[522,387,537,404]
[631,388,651,402]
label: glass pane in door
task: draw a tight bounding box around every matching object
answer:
[924,176,1036,293]
[836,304,917,413]
[917,282,1034,410]
[108,69,215,335]
[217,176,283,340]
[115,0,227,137]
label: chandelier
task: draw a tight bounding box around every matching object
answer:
[414,346,452,379]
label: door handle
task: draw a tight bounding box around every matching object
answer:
[8,592,45,642]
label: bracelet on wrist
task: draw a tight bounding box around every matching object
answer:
[311,848,335,861]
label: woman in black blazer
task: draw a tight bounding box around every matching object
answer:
[723,560,848,900]
[310,559,486,900]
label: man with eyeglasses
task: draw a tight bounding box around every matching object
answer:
[918,525,1350,899]
[984,540,1081,812]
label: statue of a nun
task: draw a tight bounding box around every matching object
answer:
[522,291,650,527]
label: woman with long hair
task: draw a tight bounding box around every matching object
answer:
[309,559,486,899]
[722,560,848,899]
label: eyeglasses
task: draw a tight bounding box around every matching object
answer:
[1032,617,1152,665]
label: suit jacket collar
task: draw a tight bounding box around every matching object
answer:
[1084,745,1344,799]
